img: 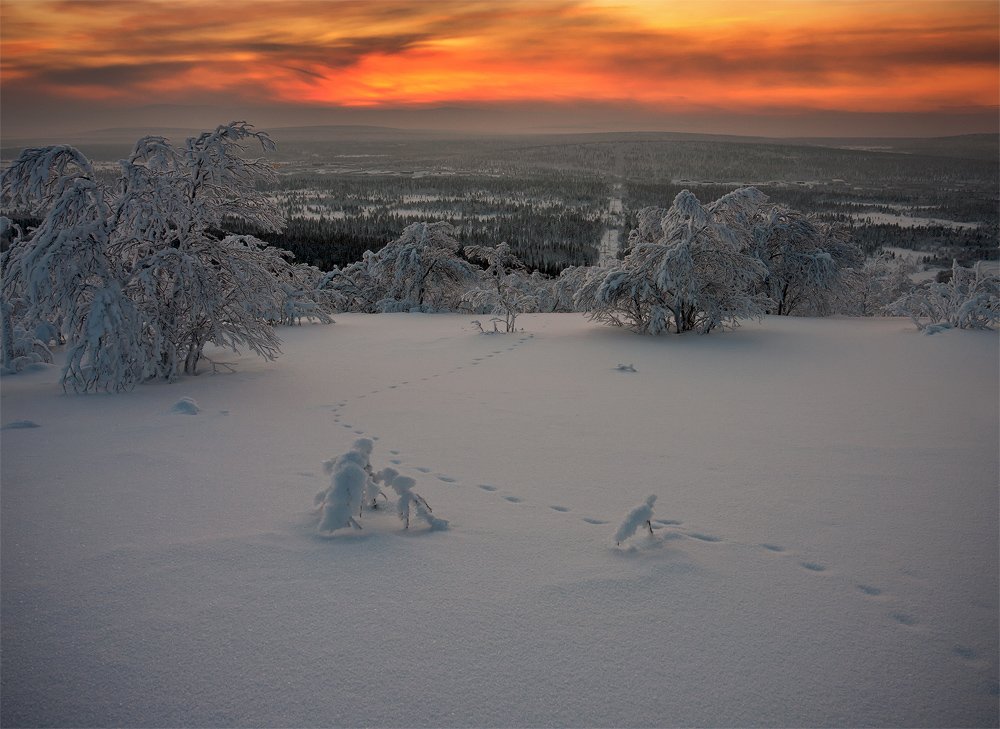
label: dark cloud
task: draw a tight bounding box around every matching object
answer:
[237,34,433,69]
[35,61,199,87]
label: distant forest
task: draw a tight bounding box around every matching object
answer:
[3,130,997,271]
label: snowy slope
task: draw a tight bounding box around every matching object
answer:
[2,314,997,727]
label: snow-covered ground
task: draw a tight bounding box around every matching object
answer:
[2,314,997,727]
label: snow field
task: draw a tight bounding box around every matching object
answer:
[2,313,997,727]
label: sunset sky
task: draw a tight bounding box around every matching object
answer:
[2,0,997,138]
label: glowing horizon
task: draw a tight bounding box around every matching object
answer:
[1,0,997,137]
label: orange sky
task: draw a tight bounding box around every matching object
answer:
[1,0,997,136]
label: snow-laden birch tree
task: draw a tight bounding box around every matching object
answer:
[321,221,477,313]
[745,205,861,316]
[587,188,770,334]
[1,122,313,390]
[462,242,537,331]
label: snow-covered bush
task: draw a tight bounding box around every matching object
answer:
[323,222,477,313]
[746,205,860,316]
[587,189,770,334]
[887,260,999,331]
[272,261,336,326]
[614,495,657,546]
[462,242,537,332]
[387,474,448,531]
[1,123,299,391]
[839,254,916,316]
[316,439,375,533]
[315,440,446,534]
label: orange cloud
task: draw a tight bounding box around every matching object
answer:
[1,0,996,117]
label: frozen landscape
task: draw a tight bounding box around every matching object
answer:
[2,312,997,727]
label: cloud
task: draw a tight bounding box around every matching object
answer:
[1,0,996,131]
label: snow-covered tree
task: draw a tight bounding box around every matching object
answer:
[887,260,999,331]
[838,254,916,316]
[614,495,657,546]
[320,222,478,313]
[462,242,537,332]
[746,206,860,316]
[1,123,303,390]
[319,255,382,313]
[587,189,770,334]
[275,261,336,326]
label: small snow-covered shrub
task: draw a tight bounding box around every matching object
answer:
[839,254,916,316]
[315,439,446,534]
[615,495,657,546]
[1,322,53,374]
[316,438,374,533]
[462,243,537,332]
[387,474,448,531]
[887,260,999,331]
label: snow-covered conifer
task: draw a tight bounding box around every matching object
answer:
[614,495,657,546]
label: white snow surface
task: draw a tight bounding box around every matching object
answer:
[2,313,997,727]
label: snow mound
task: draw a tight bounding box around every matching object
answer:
[170,397,200,415]
[1,420,41,429]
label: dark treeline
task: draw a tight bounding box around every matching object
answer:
[229,210,600,274]
[245,172,604,272]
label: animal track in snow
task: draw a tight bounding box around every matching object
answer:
[800,561,827,572]
[415,467,431,473]
[760,543,785,553]
[389,450,400,455]
[503,496,522,503]
[688,533,722,543]
[477,484,498,491]
[654,519,683,526]
[857,584,883,596]
[583,517,610,525]
[437,475,457,483]
[952,645,977,660]
[550,505,571,512]
[890,612,917,626]
[390,459,402,465]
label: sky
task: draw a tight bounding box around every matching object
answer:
[1,0,998,138]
